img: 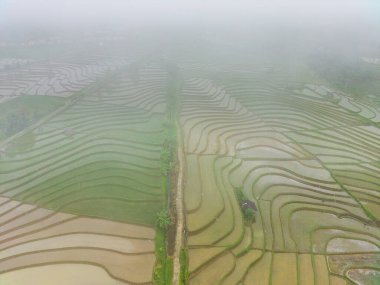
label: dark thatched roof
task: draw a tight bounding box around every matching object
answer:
[241,200,257,212]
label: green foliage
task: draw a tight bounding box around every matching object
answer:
[161,121,177,176]
[244,208,255,221]
[235,188,256,222]
[235,187,251,205]
[153,61,182,285]
[235,187,246,203]
[180,248,189,285]
[153,229,167,285]
[156,210,172,230]
[236,247,251,258]
[165,257,174,284]
[153,223,174,285]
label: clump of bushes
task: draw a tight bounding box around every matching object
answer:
[156,210,172,230]
[153,210,173,285]
[235,187,256,223]
[244,208,255,221]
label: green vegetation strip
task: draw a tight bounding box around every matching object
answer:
[179,248,189,285]
[153,62,182,285]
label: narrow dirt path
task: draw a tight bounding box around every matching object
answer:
[172,121,185,285]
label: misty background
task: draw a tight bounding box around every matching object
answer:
[0,0,380,97]
[1,0,379,40]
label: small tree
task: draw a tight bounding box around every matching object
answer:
[156,210,171,230]
[244,208,255,222]
[235,188,245,202]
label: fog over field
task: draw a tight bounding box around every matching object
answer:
[0,1,380,285]
[1,0,379,64]
[1,0,379,33]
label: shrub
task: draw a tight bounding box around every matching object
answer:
[244,208,255,221]
[156,210,172,230]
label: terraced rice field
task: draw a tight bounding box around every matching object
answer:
[0,60,168,284]
[1,48,380,284]
[0,56,130,100]
[180,66,380,284]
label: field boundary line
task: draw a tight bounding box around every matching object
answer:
[172,121,185,285]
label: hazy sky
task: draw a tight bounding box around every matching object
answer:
[1,0,379,27]
[0,0,379,48]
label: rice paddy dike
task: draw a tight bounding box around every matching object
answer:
[1,44,380,285]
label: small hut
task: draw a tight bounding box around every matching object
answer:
[241,200,257,213]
